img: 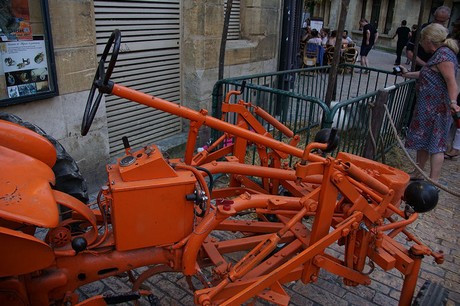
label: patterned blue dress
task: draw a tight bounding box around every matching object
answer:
[405,46,458,153]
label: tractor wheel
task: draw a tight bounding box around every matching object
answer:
[0,112,89,203]
[412,280,449,306]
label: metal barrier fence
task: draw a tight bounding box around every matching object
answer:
[211,64,416,163]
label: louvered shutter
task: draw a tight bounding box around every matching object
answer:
[94,0,181,156]
[225,0,241,40]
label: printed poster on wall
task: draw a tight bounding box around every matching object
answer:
[0,0,33,41]
[310,19,324,32]
[1,39,49,98]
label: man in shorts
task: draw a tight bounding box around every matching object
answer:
[359,18,378,71]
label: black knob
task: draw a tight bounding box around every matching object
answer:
[186,193,197,201]
[72,237,88,254]
[404,181,439,213]
[122,136,131,150]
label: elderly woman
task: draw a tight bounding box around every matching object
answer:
[398,23,459,182]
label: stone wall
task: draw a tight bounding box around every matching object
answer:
[182,0,281,112]
[182,0,281,146]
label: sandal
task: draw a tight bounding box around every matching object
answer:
[444,152,459,160]
[408,170,424,181]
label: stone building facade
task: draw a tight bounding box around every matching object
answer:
[0,0,282,192]
[311,0,459,50]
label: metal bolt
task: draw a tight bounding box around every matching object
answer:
[359,223,370,232]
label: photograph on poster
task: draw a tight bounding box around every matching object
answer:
[35,80,48,91]
[7,85,18,97]
[17,82,36,96]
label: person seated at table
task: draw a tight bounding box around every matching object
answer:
[306,30,325,66]
[301,26,312,44]
[326,30,349,49]
[307,29,322,45]
[320,28,330,47]
[343,30,353,45]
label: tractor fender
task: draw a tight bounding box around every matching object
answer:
[0,119,57,168]
[0,226,55,277]
[0,145,59,228]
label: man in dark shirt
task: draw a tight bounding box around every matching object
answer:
[406,5,451,71]
[392,20,410,65]
[359,18,378,71]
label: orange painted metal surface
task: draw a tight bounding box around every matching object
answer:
[0,120,56,168]
[0,31,444,306]
[0,226,54,277]
[0,145,58,228]
[107,145,196,251]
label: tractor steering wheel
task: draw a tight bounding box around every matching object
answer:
[81,29,121,136]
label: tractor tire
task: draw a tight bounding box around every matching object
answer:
[412,280,449,306]
[0,112,89,203]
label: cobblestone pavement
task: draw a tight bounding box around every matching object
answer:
[78,50,459,305]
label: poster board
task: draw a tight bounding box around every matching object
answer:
[1,39,49,98]
[310,18,324,32]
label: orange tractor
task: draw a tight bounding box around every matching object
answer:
[0,30,445,305]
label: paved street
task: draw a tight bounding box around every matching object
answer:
[78,49,459,306]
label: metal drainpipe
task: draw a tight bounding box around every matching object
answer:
[276,0,303,119]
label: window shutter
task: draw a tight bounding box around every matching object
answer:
[94,0,181,156]
[225,0,241,40]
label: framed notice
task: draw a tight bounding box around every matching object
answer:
[0,0,57,106]
[310,18,324,32]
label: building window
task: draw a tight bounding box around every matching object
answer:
[0,0,58,106]
[225,0,241,40]
[360,0,367,22]
[370,0,381,30]
[384,0,395,34]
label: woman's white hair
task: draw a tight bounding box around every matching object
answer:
[421,23,459,54]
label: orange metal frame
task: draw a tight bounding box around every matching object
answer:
[0,49,444,306]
